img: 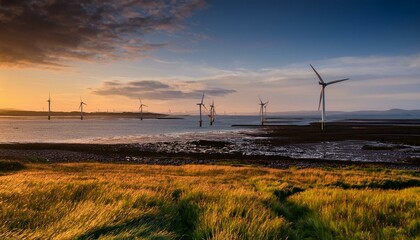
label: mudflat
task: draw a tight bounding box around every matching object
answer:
[0,121,419,169]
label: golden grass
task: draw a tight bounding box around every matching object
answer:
[0,162,419,239]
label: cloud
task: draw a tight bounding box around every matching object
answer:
[0,0,207,67]
[179,54,420,110]
[90,54,420,111]
[92,79,236,100]
[194,54,420,88]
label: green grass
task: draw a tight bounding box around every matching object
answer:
[0,161,419,239]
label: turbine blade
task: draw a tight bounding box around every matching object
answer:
[318,89,323,111]
[201,92,205,104]
[258,96,263,104]
[310,64,324,83]
[326,78,349,85]
[143,105,148,107]
[203,104,208,111]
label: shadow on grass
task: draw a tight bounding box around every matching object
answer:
[0,160,25,173]
[77,191,200,240]
[330,179,420,190]
[269,187,335,240]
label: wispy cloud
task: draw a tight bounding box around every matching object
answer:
[0,0,207,68]
[92,79,236,100]
[89,54,420,111]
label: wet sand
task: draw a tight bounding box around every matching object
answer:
[0,121,419,169]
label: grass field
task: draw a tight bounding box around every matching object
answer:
[0,160,419,239]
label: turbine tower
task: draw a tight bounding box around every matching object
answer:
[138,97,147,120]
[310,64,349,130]
[208,100,216,126]
[47,93,51,120]
[79,97,87,120]
[258,97,269,126]
[197,92,207,127]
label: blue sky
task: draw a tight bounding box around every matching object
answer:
[1,0,419,113]
[151,0,420,68]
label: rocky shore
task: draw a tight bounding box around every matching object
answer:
[0,122,419,170]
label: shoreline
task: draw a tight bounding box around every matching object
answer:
[0,122,419,170]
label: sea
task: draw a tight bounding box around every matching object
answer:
[1,112,419,144]
[0,115,307,144]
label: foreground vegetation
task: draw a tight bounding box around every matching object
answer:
[0,160,419,239]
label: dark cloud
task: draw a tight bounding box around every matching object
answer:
[128,80,170,89]
[0,0,206,67]
[92,80,236,100]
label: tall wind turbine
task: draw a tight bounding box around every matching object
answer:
[197,92,207,127]
[47,93,51,120]
[138,97,147,120]
[258,97,269,126]
[79,97,87,120]
[208,100,216,126]
[310,64,349,130]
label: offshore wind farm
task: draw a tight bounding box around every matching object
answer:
[0,1,419,239]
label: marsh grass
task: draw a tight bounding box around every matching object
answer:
[0,162,418,239]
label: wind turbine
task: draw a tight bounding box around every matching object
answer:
[310,64,349,130]
[258,97,269,126]
[79,97,87,120]
[197,92,207,127]
[47,93,51,120]
[208,100,216,126]
[138,97,147,120]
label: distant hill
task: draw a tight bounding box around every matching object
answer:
[267,109,420,119]
[329,109,420,119]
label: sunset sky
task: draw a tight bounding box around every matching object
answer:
[1,0,419,114]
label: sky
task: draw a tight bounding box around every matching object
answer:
[0,0,419,114]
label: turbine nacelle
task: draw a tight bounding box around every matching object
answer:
[138,97,147,108]
[197,92,207,109]
[197,92,206,127]
[258,97,269,126]
[78,102,86,109]
[79,97,87,109]
[310,64,349,129]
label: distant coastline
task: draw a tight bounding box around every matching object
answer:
[0,109,167,119]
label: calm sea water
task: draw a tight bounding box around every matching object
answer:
[0,115,312,144]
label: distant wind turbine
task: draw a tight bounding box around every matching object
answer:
[47,93,51,120]
[258,97,269,126]
[138,97,147,120]
[79,97,87,120]
[197,92,207,127]
[310,64,349,130]
[208,100,216,126]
